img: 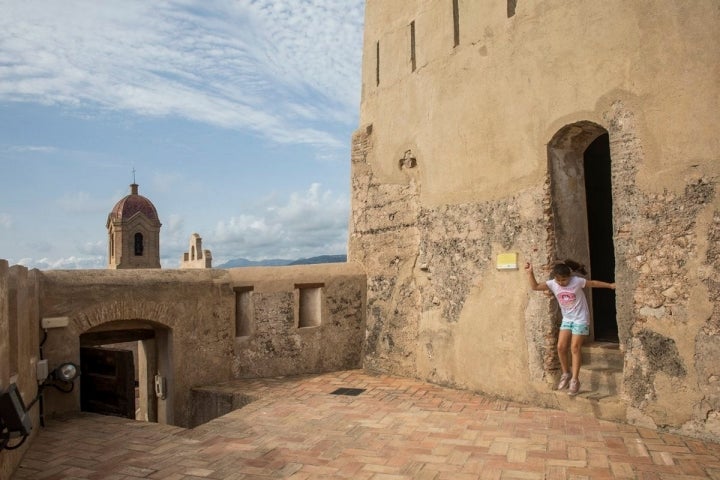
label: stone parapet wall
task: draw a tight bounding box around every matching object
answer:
[227,263,366,378]
[0,259,365,479]
[0,262,41,480]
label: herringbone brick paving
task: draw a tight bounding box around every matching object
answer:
[12,370,720,479]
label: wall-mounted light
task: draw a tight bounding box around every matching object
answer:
[53,362,80,383]
[0,384,33,451]
[33,362,81,397]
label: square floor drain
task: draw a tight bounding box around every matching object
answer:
[330,387,366,396]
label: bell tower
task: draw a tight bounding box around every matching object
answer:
[107,183,162,269]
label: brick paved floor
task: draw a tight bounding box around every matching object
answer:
[12,370,720,479]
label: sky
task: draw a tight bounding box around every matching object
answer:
[0,0,365,269]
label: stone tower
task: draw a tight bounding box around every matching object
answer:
[107,183,162,269]
[351,0,719,435]
[180,233,212,269]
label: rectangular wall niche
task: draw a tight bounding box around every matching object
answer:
[296,283,323,328]
[234,286,254,337]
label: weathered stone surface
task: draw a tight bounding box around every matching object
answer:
[0,262,366,450]
[354,1,720,441]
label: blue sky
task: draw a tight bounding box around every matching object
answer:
[0,0,364,269]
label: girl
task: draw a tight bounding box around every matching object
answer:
[525,260,616,396]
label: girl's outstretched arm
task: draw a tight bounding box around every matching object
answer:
[525,262,549,291]
[586,280,616,289]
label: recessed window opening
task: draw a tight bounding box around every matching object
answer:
[410,21,416,72]
[234,287,254,337]
[297,283,323,328]
[507,0,517,18]
[134,233,144,256]
[452,0,460,47]
[548,123,618,344]
[376,41,380,86]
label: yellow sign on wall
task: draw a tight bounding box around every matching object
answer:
[496,252,518,270]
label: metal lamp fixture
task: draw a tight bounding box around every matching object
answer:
[53,362,80,382]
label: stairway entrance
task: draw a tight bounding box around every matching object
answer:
[548,122,618,344]
[79,321,173,424]
[583,134,617,341]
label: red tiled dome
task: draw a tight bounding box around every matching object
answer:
[108,184,159,222]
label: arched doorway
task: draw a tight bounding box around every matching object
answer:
[548,121,618,342]
[79,320,173,424]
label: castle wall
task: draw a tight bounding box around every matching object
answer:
[352,0,720,440]
[36,263,365,428]
[0,262,41,480]
[37,268,235,427]
[228,264,367,379]
[0,259,364,480]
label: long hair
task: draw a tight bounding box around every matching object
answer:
[551,259,587,277]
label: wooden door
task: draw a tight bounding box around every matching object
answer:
[80,347,136,419]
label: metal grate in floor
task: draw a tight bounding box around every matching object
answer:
[330,387,366,396]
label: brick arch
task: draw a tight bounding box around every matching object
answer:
[547,120,608,277]
[525,103,642,385]
[528,102,641,377]
[72,300,176,425]
[73,300,179,334]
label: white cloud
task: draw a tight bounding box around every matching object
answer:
[21,255,106,270]
[0,213,11,228]
[9,145,58,153]
[6,183,349,269]
[0,0,364,150]
[212,183,348,262]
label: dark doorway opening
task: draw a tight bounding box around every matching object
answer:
[79,326,160,422]
[80,346,136,419]
[583,133,618,342]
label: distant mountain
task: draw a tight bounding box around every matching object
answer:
[288,255,347,265]
[216,258,292,268]
[216,255,346,269]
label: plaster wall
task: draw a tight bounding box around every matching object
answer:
[353,0,720,440]
[37,268,235,428]
[36,263,365,428]
[228,263,366,378]
[0,263,41,480]
[361,0,718,199]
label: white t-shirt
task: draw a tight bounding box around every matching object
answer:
[546,276,589,324]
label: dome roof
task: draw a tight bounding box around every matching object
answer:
[108,184,160,222]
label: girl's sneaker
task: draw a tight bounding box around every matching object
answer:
[568,379,580,396]
[557,373,571,390]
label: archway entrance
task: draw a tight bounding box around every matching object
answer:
[79,320,173,424]
[548,122,618,342]
[584,133,617,341]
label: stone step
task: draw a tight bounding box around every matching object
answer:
[549,389,627,423]
[578,364,623,396]
[543,341,627,422]
[582,342,624,370]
